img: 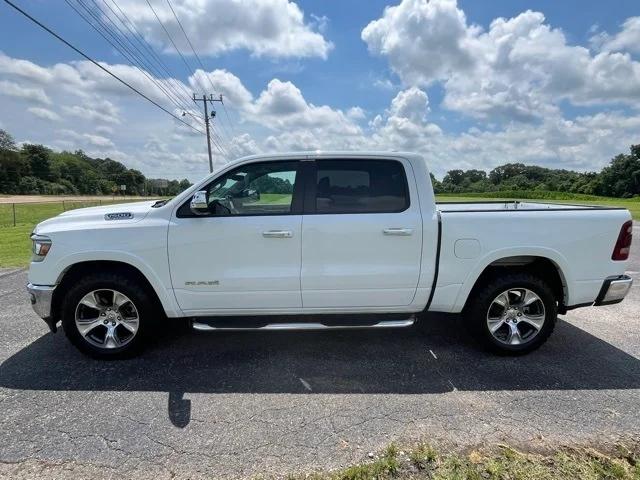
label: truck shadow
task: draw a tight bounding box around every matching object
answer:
[2,314,639,427]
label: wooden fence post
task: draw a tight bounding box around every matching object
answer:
[12,203,16,227]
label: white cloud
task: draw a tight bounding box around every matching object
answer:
[62,100,120,124]
[362,0,476,85]
[113,0,332,59]
[1,47,639,183]
[369,87,442,152]
[95,125,114,135]
[388,87,429,123]
[0,80,51,104]
[27,107,60,121]
[310,14,329,34]
[372,77,396,90]
[228,133,262,158]
[250,79,363,136]
[83,134,115,149]
[0,53,54,82]
[591,17,640,54]
[346,107,366,120]
[189,69,253,109]
[362,1,640,121]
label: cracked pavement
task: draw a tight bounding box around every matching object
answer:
[1,226,639,479]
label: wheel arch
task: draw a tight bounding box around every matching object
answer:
[455,249,570,313]
[51,260,172,323]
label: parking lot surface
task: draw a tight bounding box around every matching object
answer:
[1,225,639,479]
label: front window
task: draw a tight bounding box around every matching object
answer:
[180,161,300,216]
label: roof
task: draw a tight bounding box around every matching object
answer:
[232,150,423,166]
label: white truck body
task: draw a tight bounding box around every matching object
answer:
[26,152,633,356]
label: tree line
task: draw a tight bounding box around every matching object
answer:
[0,129,191,196]
[432,144,640,198]
[1,128,638,198]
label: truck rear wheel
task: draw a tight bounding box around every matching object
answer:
[61,272,156,359]
[465,272,557,355]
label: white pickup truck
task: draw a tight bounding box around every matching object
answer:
[27,152,633,358]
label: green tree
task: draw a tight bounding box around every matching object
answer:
[0,149,30,193]
[0,129,17,151]
[21,144,52,181]
[595,145,640,197]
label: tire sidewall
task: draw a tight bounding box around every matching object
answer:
[470,274,557,354]
[61,275,153,359]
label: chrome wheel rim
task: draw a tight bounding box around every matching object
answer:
[74,289,139,349]
[486,288,545,345]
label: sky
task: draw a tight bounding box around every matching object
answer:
[0,0,639,181]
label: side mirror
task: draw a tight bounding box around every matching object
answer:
[190,190,209,215]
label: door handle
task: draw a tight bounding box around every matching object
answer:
[383,228,413,236]
[262,230,293,238]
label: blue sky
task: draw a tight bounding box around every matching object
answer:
[0,0,639,180]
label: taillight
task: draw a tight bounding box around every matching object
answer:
[612,220,633,261]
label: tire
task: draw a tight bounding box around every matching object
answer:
[464,272,557,355]
[61,271,157,359]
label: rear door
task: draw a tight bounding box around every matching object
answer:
[301,158,423,308]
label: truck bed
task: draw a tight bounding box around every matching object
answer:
[429,199,631,313]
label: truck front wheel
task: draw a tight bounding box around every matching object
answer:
[465,273,557,355]
[61,272,155,359]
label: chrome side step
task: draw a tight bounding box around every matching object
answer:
[192,317,416,332]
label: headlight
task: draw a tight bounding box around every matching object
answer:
[31,234,52,262]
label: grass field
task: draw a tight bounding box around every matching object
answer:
[291,442,639,479]
[0,199,145,267]
[0,192,638,268]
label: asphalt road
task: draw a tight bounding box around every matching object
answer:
[1,226,639,479]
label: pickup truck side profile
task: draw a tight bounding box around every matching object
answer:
[27,152,634,358]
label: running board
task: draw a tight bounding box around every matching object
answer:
[192,316,416,332]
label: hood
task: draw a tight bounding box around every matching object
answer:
[34,200,158,234]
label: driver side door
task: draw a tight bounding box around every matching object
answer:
[168,160,304,314]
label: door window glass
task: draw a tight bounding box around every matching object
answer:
[182,161,299,216]
[315,160,409,214]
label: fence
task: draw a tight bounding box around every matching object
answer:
[0,199,137,227]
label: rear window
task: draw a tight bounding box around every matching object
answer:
[315,159,409,214]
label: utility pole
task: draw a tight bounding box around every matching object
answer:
[192,94,224,173]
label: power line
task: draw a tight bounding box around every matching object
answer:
[144,0,205,93]
[64,0,198,118]
[90,0,227,163]
[2,0,205,136]
[89,0,196,112]
[164,0,236,139]
[66,0,208,128]
[105,0,198,108]
[144,0,229,145]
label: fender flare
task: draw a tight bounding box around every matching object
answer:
[54,250,181,317]
[451,246,572,312]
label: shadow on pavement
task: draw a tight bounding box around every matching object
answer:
[2,314,639,426]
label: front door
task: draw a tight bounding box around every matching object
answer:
[168,160,303,314]
[301,158,422,308]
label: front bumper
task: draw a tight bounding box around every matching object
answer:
[26,283,57,331]
[594,275,633,306]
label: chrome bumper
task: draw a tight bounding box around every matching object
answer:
[26,283,56,320]
[594,275,633,306]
